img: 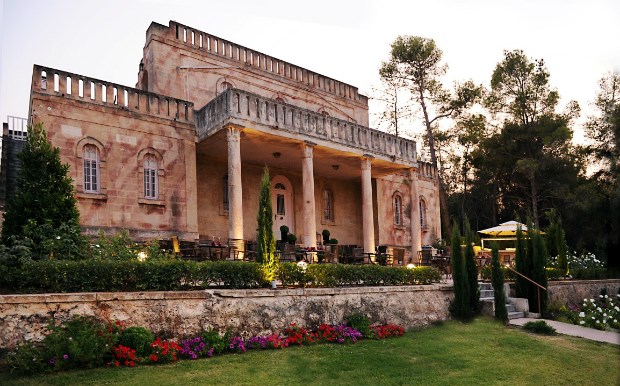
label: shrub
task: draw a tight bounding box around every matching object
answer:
[370,324,405,339]
[202,329,232,355]
[5,342,48,374]
[118,327,154,358]
[345,313,373,338]
[522,320,556,335]
[574,294,620,330]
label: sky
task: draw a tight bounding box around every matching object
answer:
[1,0,619,143]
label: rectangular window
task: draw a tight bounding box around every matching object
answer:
[276,194,285,215]
[83,145,99,193]
[143,155,158,199]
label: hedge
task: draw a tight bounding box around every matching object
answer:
[0,260,441,294]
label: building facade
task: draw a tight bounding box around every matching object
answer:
[25,21,441,262]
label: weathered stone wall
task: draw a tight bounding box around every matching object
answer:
[29,66,199,241]
[140,21,370,126]
[0,285,453,349]
[547,279,620,305]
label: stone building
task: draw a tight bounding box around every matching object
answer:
[23,20,440,262]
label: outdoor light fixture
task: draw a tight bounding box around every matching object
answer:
[297,261,308,271]
[273,152,281,158]
[406,263,415,269]
[137,251,147,262]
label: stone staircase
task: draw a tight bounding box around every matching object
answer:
[479,282,527,320]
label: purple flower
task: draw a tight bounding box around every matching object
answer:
[63,354,69,360]
[49,358,56,365]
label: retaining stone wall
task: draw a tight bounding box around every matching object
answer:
[0,285,453,349]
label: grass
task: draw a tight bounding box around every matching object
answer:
[1,318,618,386]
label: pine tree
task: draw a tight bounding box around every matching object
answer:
[463,221,479,314]
[2,123,85,259]
[491,244,508,322]
[256,166,278,281]
[450,224,470,318]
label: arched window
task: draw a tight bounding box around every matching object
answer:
[223,175,229,212]
[143,155,158,199]
[323,189,334,222]
[393,193,403,226]
[420,198,428,229]
[83,145,99,193]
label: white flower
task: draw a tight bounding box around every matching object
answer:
[579,312,585,317]
[590,299,595,302]
[604,295,609,298]
[597,320,600,323]
[615,319,618,323]
[579,321,585,325]
[615,306,619,312]
[600,295,604,298]
[56,236,61,240]
[597,307,602,312]
[603,313,607,317]
[592,317,595,320]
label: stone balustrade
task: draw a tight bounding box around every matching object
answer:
[169,21,365,104]
[196,88,417,164]
[31,65,194,123]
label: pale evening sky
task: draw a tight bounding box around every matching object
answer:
[1,0,618,143]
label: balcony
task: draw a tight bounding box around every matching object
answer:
[195,88,417,166]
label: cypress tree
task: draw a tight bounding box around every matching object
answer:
[450,224,470,318]
[514,226,528,300]
[2,123,85,259]
[256,166,278,281]
[531,231,548,314]
[463,221,479,314]
[491,244,508,322]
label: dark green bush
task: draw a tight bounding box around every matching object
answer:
[522,320,556,335]
[345,313,373,338]
[202,329,232,355]
[118,327,155,357]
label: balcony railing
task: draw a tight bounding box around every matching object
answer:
[195,88,417,164]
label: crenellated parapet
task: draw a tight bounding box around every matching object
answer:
[154,21,367,105]
[31,65,194,123]
[196,88,417,165]
[417,160,437,180]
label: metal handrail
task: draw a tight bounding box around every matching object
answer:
[504,265,546,313]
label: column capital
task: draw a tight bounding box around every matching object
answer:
[225,124,244,142]
[361,155,374,170]
[302,141,315,158]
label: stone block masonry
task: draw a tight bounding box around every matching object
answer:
[0,285,453,349]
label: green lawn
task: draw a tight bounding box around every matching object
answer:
[1,318,618,386]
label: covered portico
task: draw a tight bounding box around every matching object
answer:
[195,88,423,258]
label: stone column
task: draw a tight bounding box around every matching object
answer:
[227,125,244,242]
[410,168,422,262]
[361,155,375,255]
[302,141,317,249]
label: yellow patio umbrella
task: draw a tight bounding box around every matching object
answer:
[478,221,529,237]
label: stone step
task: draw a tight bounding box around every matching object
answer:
[506,304,515,312]
[480,297,494,302]
[479,282,493,290]
[480,289,494,298]
[508,311,525,320]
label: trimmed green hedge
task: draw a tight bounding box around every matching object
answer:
[0,260,441,294]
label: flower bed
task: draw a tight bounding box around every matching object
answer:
[4,315,406,374]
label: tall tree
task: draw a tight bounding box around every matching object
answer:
[2,123,84,259]
[491,243,508,322]
[585,72,620,267]
[380,36,481,236]
[464,221,479,314]
[450,223,470,319]
[485,50,578,228]
[256,166,278,281]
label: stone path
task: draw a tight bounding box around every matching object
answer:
[509,317,620,345]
